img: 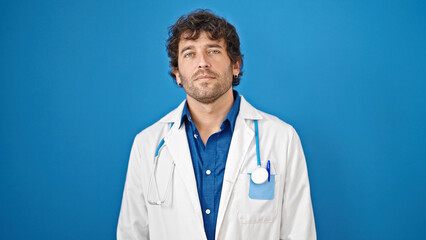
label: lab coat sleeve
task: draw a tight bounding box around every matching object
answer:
[117,138,149,240]
[280,128,316,240]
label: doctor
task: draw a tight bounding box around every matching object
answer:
[117,10,316,240]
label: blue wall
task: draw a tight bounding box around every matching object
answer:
[1,0,425,239]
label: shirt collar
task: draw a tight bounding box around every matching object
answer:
[180,90,241,132]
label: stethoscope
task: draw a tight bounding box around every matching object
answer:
[147,123,175,205]
[251,120,270,184]
[147,120,270,206]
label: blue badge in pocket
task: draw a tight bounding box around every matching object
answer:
[248,173,275,200]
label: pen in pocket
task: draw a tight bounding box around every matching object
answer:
[267,160,271,182]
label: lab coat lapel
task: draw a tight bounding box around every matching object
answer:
[216,96,261,236]
[162,103,204,227]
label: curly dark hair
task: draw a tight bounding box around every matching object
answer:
[166,9,244,86]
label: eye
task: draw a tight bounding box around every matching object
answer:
[183,52,194,58]
[209,49,220,54]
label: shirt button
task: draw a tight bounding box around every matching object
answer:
[205,169,211,175]
[194,134,198,139]
[205,209,211,214]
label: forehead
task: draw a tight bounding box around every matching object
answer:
[178,31,226,50]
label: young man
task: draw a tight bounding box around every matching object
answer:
[117,10,316,240]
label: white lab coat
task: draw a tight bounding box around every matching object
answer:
[117,96,316,240]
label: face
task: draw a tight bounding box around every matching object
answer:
[173,31,240,104]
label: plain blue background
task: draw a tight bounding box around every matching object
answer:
[1,0,425,239]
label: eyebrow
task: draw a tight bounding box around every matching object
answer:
[180,44,224,55]
[206,44,223,49]
[180,46,194,55]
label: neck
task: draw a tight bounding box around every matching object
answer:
[186,88,234,144]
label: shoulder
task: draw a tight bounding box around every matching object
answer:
[258,110,299,143]
[240,96,298,138]
[133,100,185,147]
[260,110,296,132]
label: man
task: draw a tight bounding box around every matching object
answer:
[117,10,316,240]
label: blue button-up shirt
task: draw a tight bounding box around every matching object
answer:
[180,91,241,240]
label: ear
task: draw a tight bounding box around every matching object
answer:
[173,67,181,84]
[232,59,241,76]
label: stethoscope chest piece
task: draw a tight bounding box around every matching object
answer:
[251,166,269,184]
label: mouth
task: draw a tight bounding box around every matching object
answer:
[195,75,215,81]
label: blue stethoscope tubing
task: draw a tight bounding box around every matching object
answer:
[254,120,261,166]
[251,120,270,184]
[154,123,174,157]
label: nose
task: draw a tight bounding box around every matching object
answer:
[198,52,211,69]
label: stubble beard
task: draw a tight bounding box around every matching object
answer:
[179,66,233,104]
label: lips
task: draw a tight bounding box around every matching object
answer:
[195,75,215,81]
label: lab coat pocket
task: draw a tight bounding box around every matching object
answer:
[249,174,275,200]
[235,173,280,223]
